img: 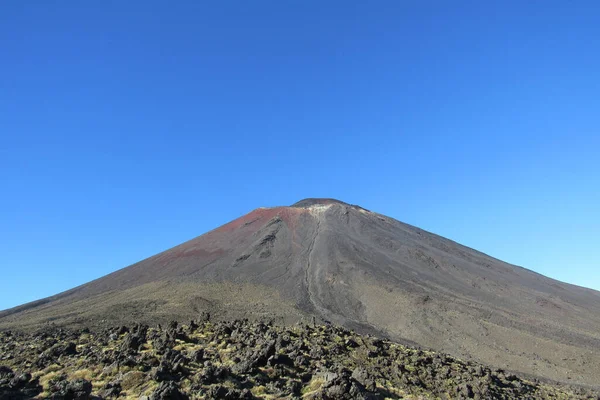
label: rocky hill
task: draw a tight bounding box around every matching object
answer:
[1,318,598,399]
[2,198,600,387]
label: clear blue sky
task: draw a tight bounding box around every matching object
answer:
[1,1,599,310]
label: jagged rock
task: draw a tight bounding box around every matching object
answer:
[154,349,188,381]
[231,340,276,375]
[198,363,229,384]
[458,382,475,399]
[99,380,121,398]
[189,348,204,363]
[267,354,294,367]
[139,351,160,369]
[0,367,41,400]
[153,333,175,355]
[231,358,253,375]
[36,342,77,367]
[199,385,252,400]
[188,320,198,333]
[295,355,309,367]
[120,325,148,352]
[310,347,325,358]
[0,366,13,380]
[204,385,227,399]
[352,367,376,392]
[285,380,302,396]
[9,373,31,389]
[150,381,188,400]
[49,379,92,400]
[0,320,597,400]
[116,326,129,335]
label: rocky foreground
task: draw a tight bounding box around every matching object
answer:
[0,318,598,399]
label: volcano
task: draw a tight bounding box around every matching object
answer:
[1,198,599,386]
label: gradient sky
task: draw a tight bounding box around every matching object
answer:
[1,1,599,310]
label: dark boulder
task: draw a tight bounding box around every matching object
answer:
[318,370,382,400]
[189,348,204,363]
[267,354,294,367]
[231,340,276,375]
[36,342,77,367]
[49,379,92,400]
[0,366,13,380]
[121,325,148,352]
[9,373,31,389]
[352,367,376,392]
[150,381,188,400]
[198,363,230,384]
[154,349,188,381]
[100,381,121,398]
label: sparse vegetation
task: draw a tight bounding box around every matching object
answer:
[1,318,598,399]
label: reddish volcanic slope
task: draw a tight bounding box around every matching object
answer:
[2,198,600,386]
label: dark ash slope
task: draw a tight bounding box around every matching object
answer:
[2,198,600,387]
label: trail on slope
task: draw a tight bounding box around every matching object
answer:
[304,213,328,318]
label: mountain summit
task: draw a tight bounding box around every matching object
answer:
[291,198,357,208]
[1,199,599,386]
